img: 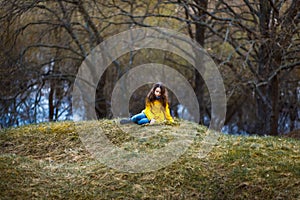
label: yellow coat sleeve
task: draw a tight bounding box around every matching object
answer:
[144,100,174,122]
[143,101,155,120]
[165,103,174,122]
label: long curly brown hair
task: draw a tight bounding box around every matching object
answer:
[146,82,169,107]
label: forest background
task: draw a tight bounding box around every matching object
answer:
[0,0,299,136]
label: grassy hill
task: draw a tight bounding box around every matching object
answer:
[0,120,299,199]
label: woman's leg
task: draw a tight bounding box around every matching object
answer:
[121,112,149,125]
[131,112,147,123]
[137,117,150,125]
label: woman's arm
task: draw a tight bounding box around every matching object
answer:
[165,103,174,122]
[143,101,155,121]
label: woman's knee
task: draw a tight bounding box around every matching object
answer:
[132,113,146,122]
[137,118,150,125]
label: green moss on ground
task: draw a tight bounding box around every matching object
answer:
[0,120,299,199]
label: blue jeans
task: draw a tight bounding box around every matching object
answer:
[131,112,150,125]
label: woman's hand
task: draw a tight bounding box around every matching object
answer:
[150,119,156,125]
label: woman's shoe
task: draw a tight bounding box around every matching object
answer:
[120,118,133,124]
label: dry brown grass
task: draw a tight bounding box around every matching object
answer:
[0,120,299,199]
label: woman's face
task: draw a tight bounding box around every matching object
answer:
[154,87,161,98]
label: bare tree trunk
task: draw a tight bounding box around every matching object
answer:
[289,86,298,131]
[256,0,272,134]
[260,0,300,135]
[49,78,55,122]
[270,74,279,135]
[184,0,208,124]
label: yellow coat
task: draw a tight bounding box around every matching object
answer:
[143,100,174,123]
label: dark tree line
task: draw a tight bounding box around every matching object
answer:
[0,0,299,135]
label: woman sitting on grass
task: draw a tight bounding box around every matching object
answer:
[120,82,174,125]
